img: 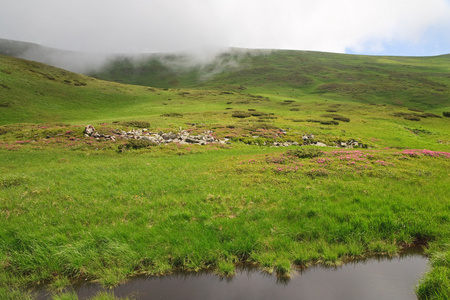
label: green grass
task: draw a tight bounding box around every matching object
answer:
[0,52,449,299]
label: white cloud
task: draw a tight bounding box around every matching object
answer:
[0,0,449,55]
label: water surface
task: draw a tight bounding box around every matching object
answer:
[38,252,428,300]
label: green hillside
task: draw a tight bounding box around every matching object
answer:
[90,49,450,111]
[0,53,449,300]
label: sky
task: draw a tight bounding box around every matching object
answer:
[1,0,450,57]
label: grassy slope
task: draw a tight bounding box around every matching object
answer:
[90,49,450,111]
[0,54,449,299]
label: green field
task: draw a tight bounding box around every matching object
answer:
[0,50,449,299]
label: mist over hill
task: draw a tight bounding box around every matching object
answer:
[1,38,449,110]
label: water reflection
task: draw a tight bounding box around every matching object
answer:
[38,251,428,300]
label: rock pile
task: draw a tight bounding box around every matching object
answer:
[84,125,229,145]
[84,125,363,148]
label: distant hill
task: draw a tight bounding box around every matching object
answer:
[0,38,112,73]
[89,48,450,110]
[1,39,449,110]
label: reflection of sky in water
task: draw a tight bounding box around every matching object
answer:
[38,254,428,300]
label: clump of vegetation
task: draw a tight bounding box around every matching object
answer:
[249,111,268,117]
[286,147,323,158]
[393,112,421,121]
[320,120,339,125]
[0,177,26,188]
[259,116,277,120]
[118,121,151,128]
[118,139,158,151]
[161,113,183,118]
[290,108,300,111]
[442,112,450,118]
[248,109,256,111]
[415,251,450,300]
[408,108,424,112]
[321,114,350,122]
[326,109,338,112]
[403,115,421,121]
[284,100,295,103]
[232,111,251,118]
[420,113,441,118]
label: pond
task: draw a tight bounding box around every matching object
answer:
[38,250,428,300]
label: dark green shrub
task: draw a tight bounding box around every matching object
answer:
[326,109,337,112]
[420,113,441,118]
[443,112,450,117]
[119,121,151,128]
[332,116,350,122]
[248,109,256,111]
[321,114,350,122]
[403,115,421,121]
[290,108,300,111]
[284,100,295,103]
[320,120,339,125]
[286,148,323,159]
[408,108,424,112]
[232,112,251,118]
[161,113,183,118]
[249,111,268,117]
[306,119,321,123]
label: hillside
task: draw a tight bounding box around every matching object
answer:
[89,49,450,111]
[1,39,449,111]
[0,51,449,299]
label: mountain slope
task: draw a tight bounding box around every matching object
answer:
[1,39,449,110]
[91,49,450,110]
[0,54,173,125]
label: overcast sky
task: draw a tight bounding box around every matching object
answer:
[1,0,450,56]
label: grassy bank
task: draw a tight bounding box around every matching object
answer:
[0,138,449,298]
[1,52,449,299]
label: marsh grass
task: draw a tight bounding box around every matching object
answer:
[1,52,450,298]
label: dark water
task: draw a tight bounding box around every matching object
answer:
[38,252,428,300]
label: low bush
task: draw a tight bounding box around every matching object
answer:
[321,114,350,122]
[232,111,251,118]
[290,108,300,111]
[161,113,183,118]
[393,112,421,121]
[118,139,158,151]
[332,116,350,122]
[320,120,339,125]
[119,121,151,128]
[443,112,450,118]
[408,108,424,112]
[420,113,441,118]
[249,111,268,117]
[286,147,323,158]
[403,115,421,121]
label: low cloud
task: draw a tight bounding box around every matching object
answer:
[1,0,449,56]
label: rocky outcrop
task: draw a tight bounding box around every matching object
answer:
[84,125,229,145]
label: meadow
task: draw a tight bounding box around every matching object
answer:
[0,50,449,299]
